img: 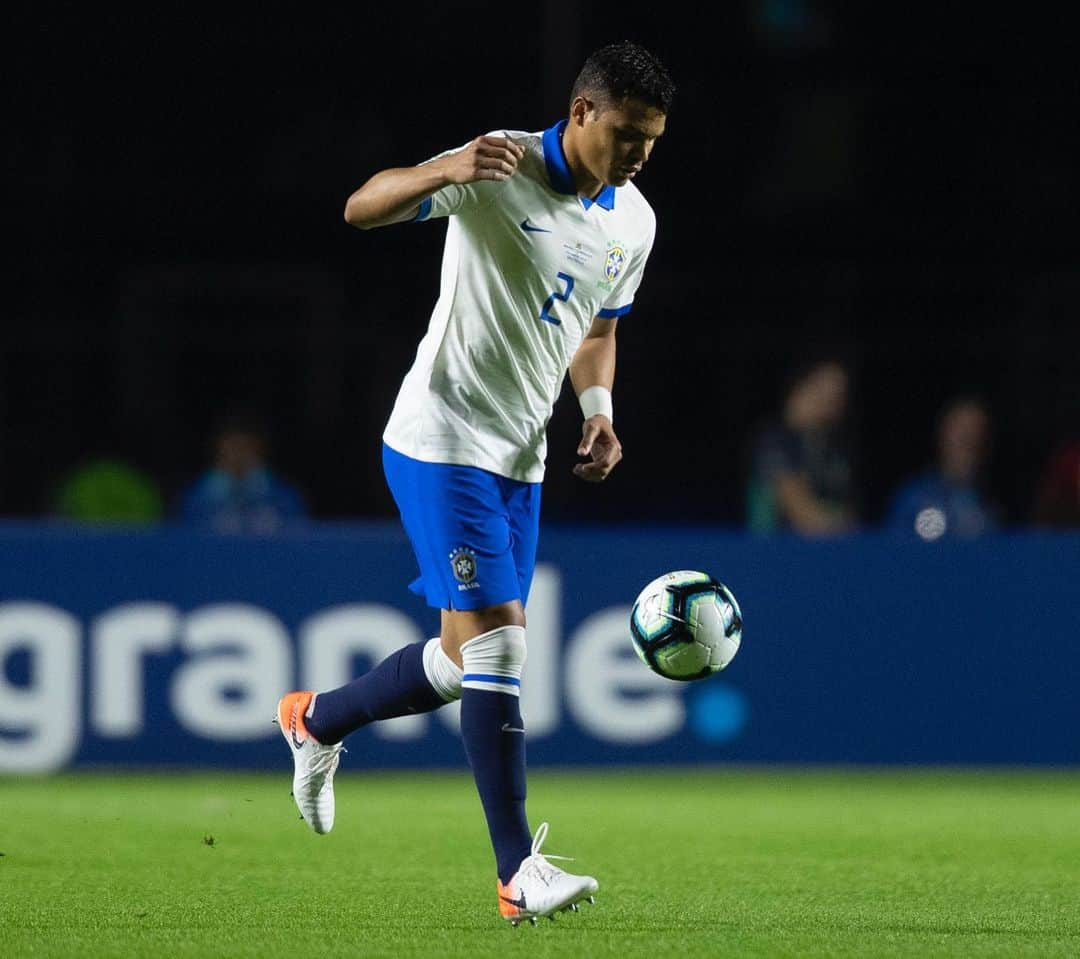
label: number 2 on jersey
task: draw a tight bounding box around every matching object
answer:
[539,272,575,326]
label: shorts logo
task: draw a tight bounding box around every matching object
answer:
[449,547,479,589]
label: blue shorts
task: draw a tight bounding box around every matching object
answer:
[382,443,542,611]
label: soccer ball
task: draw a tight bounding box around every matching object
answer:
[629,570,743,681]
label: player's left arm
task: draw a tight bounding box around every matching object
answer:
[569,317,622,483]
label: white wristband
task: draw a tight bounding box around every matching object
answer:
[578,385,613,423]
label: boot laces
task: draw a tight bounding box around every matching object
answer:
[518,821,574,887]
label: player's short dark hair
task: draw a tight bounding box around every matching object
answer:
[571,41,676,114]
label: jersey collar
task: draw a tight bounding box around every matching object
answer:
[542,119,617,211]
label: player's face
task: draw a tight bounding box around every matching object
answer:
[578,96,666,188]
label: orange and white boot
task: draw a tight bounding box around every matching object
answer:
[275,691,344,835]
[497,822,598,925]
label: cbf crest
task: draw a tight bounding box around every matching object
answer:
[604,245,628,282]
[449,546,479,588]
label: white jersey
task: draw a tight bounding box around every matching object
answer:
[382,120,656,483]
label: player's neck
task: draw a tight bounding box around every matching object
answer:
[560,126,605,201]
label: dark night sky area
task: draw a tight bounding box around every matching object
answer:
[6,4,1078,526]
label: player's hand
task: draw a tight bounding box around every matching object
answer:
[440,135,525,184]
[573,416,622,483]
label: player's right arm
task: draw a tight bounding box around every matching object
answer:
[343,135,524,230]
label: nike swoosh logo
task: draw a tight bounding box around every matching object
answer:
[520,218,551,234]
[289,706,306,749]
[501,723,526,734]
[499,892,528,910]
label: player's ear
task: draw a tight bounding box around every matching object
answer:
[569,95,593,127]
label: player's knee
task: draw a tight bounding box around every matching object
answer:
[473,602,526,630]
[422,637,464,702]
[460,625,527,696]
[440,602,525,660]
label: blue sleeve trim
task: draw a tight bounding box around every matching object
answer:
[412,197,433,222]
[597,303,632,318]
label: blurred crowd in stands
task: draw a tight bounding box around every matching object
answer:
[52,412,308,534]
[746,356,1079,538]
[47,367,1078,537]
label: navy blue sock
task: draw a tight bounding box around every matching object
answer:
[460,688,532,884]
[305,641,447,745]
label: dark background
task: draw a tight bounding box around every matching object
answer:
[6,3,1077,525]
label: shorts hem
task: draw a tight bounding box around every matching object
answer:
[422,585,524,612]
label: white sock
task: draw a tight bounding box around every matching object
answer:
[422,636,464,702]
[460,625,527,697]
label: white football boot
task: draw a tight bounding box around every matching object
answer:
[497,822,599,925]
[275,691,344,835]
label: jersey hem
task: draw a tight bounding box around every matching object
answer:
[382,437,545,485]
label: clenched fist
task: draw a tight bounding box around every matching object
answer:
[437,135,525,185]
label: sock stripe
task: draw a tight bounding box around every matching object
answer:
[462,677,521,697]
[463,673,521,686]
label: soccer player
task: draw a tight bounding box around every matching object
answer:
[277,41,674,924]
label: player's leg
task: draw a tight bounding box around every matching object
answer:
[276,631,462,834]
[276,445,468,833]
[441,601,531,882]
[294,443,472,744]
[300,636,461,744]
[443,477,597,923]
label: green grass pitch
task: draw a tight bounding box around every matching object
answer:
[2,768,1079,958]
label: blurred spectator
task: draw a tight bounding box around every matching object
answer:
[177,412,307,534]
[886,397,998,540]
[53,458,163,524]
[1032,440,1080,527]
[747,357,856,535]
